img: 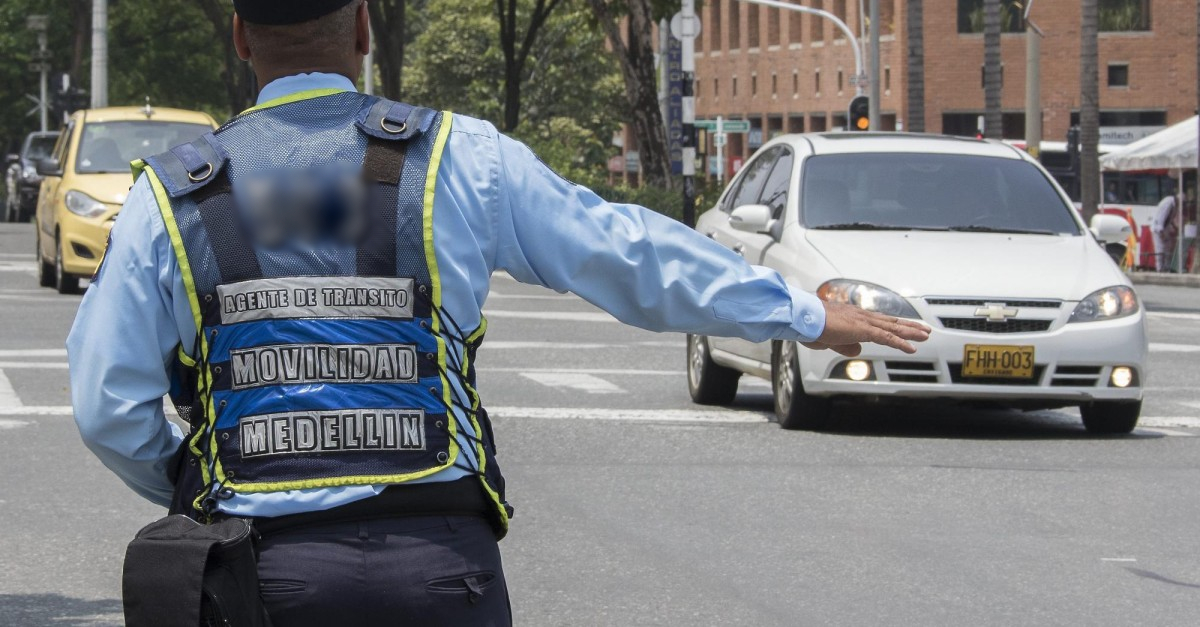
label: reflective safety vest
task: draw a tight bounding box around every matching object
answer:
[135,92,509,534]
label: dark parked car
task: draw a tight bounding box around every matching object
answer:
[5,131,60,222]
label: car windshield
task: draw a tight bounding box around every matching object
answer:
[26,135,57,161]
[801,153,1082,236]
[76,121,210,174]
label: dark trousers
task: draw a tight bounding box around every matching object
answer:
[256,515,511,627]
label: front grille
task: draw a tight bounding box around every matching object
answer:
[949,364,1045,385]
[939,318,1054,333]
[884,361,939,383]
[1050,365,1102,387]
[926,298,1062,309]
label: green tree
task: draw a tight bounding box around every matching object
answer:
[496,0,565,131]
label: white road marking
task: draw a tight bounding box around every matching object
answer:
[1137,427,1197,437]
[0,419,31,429]
[0,294,78,303]
[521,372,624,394]
[490,406,770,423]
[483,309,618,323]
[1139,416,1200,429]
[0,261,36,273]
[1148,342,1200,353]
[0,253,34,259]
[481,342,611,350]
[1100,558,1137,562]
[1147,311,1200,321]
[0,369,21,408]
[0,362,69,369]
[480,367,684,376]
[0,406,72,416]
[486,292,576,301]
[0,349,67,358]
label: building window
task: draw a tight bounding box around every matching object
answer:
[714,78,720,98]
[1069,110,1167,127]
[814,70,821,94]
[733,76,739,97]
[880,0,895,35]
[793,71,799,95]
[1107,63,1129,87]
[748,4,760,48]
[772,73,778,95]
[767,7,781,46]
[711,0,723,50]
[833,0,846,38]
[837,70,844,92]
[885,67,891,92]
[730,0,741,49]
[752,74,758,96]
[810,0,824,42]
[789,0,803,44]
[1100,0,1150,31]
[957,0,1023,34]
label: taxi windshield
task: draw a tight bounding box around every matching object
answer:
[802,153,1082,236]
[76,121,210,174]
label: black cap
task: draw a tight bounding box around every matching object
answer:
[233,0,356,25]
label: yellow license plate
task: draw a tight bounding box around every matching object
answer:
[962,345,1035,379]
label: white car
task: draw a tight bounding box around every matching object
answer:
[687,133,1148,434]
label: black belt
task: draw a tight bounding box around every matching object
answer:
[250,477,495,537]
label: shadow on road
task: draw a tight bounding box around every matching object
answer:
[0,593,122,626]
[732,391,1162,441]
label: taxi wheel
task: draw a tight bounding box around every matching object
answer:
[686,334,740,405]
[36,228,54,287]
[54,233,80,295]
[772,341,831,431]
[1080,400,1141,434]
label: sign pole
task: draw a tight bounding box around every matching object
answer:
[680,0,697,227]
[716,116,725,187]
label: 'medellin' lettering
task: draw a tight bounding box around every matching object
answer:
[239,409,427,458]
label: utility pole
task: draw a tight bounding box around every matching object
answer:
[678,0,699,227]
[26,16,50,132]
[1024,1,1042,160]
[868,0,880,130]
[91,0,108,108]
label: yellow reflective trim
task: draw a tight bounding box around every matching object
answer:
[130,158,147,183]
[238,88,349,116]
[144,167,215,492]
[225,466,453,494]
[177,345,196,368]
[460,315,509,532]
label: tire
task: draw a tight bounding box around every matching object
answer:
[772,341,831,431]
[1080,400,1141,434]
[36,228,54,287]
[686,334,740,405]
[54,233,80,294]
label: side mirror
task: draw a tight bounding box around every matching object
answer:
[1089,213,1132,244]
[729,204,773,233]
[35,157,61,177]
[5,154,18,165]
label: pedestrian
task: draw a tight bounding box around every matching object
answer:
[66,2,929,625]
[1151,181,1179,271]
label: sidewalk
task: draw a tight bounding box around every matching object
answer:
[1127,271,1200,288]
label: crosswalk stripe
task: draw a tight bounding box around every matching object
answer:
[520,372,624,394]
[0,369,21,408]
[489,406,769,423]
[0,349,68,358]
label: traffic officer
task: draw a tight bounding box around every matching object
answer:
[66,1,929,625]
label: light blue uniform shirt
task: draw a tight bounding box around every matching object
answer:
[67,72,826,517]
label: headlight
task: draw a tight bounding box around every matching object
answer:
[817,279,920,318]
[21,164,37,180]
[1069,286,1139,322]
[64,190,108,218]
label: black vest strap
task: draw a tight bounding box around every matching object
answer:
[356,136,407,277]
[194,171,264,284]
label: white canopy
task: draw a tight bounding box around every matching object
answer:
[1100,116,1198,172]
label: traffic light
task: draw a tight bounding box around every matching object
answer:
[847,96,870,131]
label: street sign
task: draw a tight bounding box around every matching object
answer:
[848,73,869,88]
[694,119,751,133]
[27,62,50,73]
[670,12,701,40]
[714,134,727,147]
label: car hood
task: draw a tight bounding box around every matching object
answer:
[803,229,1125,301]
[71,173,132,206]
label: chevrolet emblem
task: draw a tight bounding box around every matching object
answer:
[974,302,1018,322]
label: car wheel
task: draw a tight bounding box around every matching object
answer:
[36,228,54,287]
[772,340,831,431]
[54,233,80,294]
[1080,400,1141,434]
[686,334,740,405]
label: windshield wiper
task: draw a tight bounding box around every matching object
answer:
[813,222,916,231]
[946,225,1058,236]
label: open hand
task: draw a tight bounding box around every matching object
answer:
[801,301,931,357]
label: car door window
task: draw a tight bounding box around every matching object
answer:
[51,122,73,167]
[757,149,794,221]
[724,147,779,212]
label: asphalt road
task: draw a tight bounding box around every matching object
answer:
[1,221,1199,626]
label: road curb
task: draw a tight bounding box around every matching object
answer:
[1127,272,1200,288]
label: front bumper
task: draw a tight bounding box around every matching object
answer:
[800,309,1147,406]
[59,209,117,276]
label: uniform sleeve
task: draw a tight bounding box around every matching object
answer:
[66,176,186,507]
[490,133,826,343]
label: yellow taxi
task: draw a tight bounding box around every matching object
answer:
[35,104,218,293]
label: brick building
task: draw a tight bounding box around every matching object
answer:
[614,0,1194,184]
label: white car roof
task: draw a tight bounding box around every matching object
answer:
[769,132,1029,160]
